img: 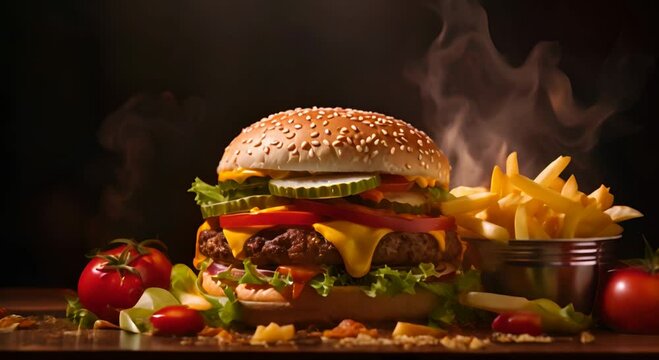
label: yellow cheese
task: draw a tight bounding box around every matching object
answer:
[405,176,440,189]
[218,168,290,183]
[428,230,446,252]
[193,221,212,269]
[313,221,392,278]
[222,226,268,259]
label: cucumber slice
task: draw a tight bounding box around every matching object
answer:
[201,195,290,218]
[269,174,380,199]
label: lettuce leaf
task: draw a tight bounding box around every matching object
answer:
[65,296,98,328]
[188,177,270,206]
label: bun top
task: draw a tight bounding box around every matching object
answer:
[218,107,450,187]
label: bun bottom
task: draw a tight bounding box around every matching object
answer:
[201,272,439,327]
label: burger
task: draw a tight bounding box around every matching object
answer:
[189,107,467,327]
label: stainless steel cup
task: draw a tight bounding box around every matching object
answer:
[463,236,620,313]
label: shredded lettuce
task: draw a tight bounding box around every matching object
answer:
[426,186,454,204]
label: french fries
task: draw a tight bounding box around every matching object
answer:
[448,152,643,241]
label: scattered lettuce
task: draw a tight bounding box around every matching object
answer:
[65,296,98,328]
[170,264,212,310]
[118,288,179,333]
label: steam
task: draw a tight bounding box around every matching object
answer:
[96,92,205,225]
[411,0,653,187]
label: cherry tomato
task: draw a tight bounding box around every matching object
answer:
[77,240,173,323]
[150,305,205,336]
[600,268,659,334]
[491,312,543,335]
[220,211,325,228]
[295,200,455,232]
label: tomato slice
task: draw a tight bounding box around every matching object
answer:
[220,211,325,228]
[359,189,385,203]
[295,200,455,232]
[290,282,305,299]
[277,265,322,283]
[377,175,414,192]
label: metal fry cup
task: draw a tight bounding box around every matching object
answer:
[462,236,621,313]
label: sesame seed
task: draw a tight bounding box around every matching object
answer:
[234,150,240,155]
[407,146,412,153]
[287,143,296,151]
[351,125,359,132]
[418,154,423,160]
[247,149,253,155]
[393,131,398,137]
[401,137,408,143]
[336,135,346,141]
[310,123,317,129]
[381,129,388,136]
[400,145,406,151]
[360,139,366,146]
[288,119,294,124]
[311,140,320,147]
[285,133,295,139]
[310,131,319,138]
[325,129,331,135]
[356,145,363,152]
[291,149,299,156]
[347,137,353,145]
[405,163,412,169]
[340,127,349,134]
[264,147,270,154]
[246,138,253,144]
[294,124,302,129]
[390,147,396,155]
[282,128,290,134]
[319,110,325,115]
[322,120,329,126]
[421,161,426,167]
[371,150,379,157]
[301,141,311,150]
[374,139,380,145]
[395,138,402,145]
[308,148,314,157]
[322,139,330,146]
[270,140,280,146]
[254,140,262,147]
[306,115,311,120]
[417,139,424,146]
[332,140,343,147]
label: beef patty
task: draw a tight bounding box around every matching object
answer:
[198,226,461,268]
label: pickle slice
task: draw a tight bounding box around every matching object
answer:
[200,195,290,218]
[269,174,380,199]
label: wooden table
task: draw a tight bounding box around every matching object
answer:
[2,288,658,359]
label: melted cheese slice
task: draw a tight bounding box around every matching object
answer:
[194,221,212,269]
[313,221,393,278]
[218,168,290,183]
[216,221,450,278]
[222,226,268,259]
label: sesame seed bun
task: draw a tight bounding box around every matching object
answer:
[218,107,450,188]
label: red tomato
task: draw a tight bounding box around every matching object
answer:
[276,266,322,300]
[77,240,173,323]
[491,312,543,336]
[77,256,145,323]
[277,265,322,283]
[600,268,659,334]
[220,211,325,228]
[377,175,414,192]
[150,305,205,336]
[295,200,455,232]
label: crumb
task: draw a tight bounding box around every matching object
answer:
[491,332,553,343]
[580,331,595,344]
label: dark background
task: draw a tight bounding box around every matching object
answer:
[5,0,658,289]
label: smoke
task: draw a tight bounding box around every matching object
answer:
[411,0,653,187]
[96,92,205,225]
